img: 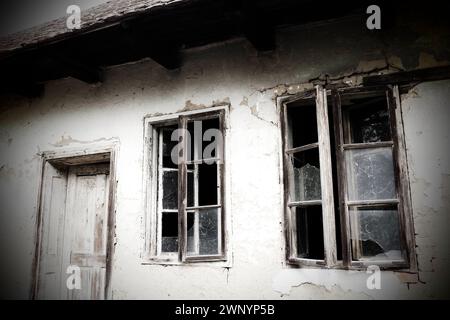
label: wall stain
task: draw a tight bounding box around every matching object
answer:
[51,135,118,147]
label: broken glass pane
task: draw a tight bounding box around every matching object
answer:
[198,162,218,206]
[161,212,178,252]
[162,126,178,168]
[343,94,391,143]
[187,171,194,207]
[161,211,194,253]
[345,147,396,201]
[162,171,177,209]
[187,208,219,256]
[349,205,403,261]
[295,205,324,259]
[199,208,219,255]
[292,149,321,202]
[287,100,318,148]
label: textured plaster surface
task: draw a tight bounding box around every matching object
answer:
[0,16,449,299]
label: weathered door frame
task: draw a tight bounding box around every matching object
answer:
[30,144,118,300]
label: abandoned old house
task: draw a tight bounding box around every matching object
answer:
[0,0,449,299]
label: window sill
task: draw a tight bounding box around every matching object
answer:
[285,259,414,272]
[141,255,232,268]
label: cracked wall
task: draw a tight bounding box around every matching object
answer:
[0,14,449,299]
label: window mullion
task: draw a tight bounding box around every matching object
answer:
[316,85,337,267]
[281,102,296,260]
[218,110,226,258]
[178,115,188,262]
[157,129,163,256]
[331,89,351,267]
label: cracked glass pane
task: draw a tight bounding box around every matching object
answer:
[161,211,194,253]
[291,149,321,201]
[187,208,219,256]
[342,94,391,144]
[345,147,396,201]
[199,208,219,255]
[349,205,403,261]
[162,171,177,209]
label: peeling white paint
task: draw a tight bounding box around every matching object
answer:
[0,17,449,299]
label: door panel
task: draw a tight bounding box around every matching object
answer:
[37,163,68,300]
[38,162,110,300]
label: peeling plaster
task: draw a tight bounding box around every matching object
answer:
[1,15,449,299]
[51,135,119,147]
[272,269,418,299]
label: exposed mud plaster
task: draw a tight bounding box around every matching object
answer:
[387,55,405,71]
[143,112,168,118]
[182,100,207,112]
[255,58,408,100]
[239,96,248,106]
[1,14,450,299]
[51,135,119,147]
[178,98,231,113]
[401,88,420,101]
[272,269,418,298]
[212,97,230,106]
[394,272,420,284]
[240,92,279,127]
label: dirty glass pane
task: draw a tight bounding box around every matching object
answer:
[349,205,403,261]
[198,162,218,206]
[187,117,220,161]
[345,147,396,201]
[186,211,195,253]
[201,117,220,159]
[295,205,324,259]
[161,212,194,253]
[199,208,219,255]
[287,100,318,148]
[343,95,391,143]
[162,171,177,209]
[291,149,321,202]
[161,212,178,252]
[187,208,219,256]
[162,126,178,168]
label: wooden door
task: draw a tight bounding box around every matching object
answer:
[37,162,110,300]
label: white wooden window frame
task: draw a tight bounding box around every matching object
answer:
[142,105,230,266]
[280,85,417,271]
[281,86,337,268]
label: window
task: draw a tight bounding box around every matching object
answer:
[144,109,226,263]
[281,85,416,270]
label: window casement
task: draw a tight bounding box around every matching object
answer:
[281,85,416,270]
[144,109,226,264]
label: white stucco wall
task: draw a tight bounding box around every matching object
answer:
[0,17,449,299]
